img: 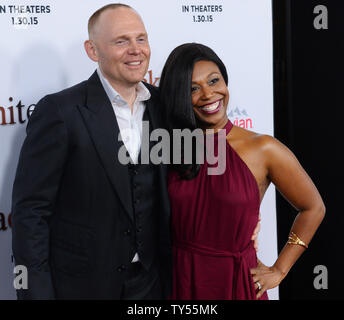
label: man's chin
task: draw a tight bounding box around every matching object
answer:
[128,76,147,85]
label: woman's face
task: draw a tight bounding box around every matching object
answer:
[191,60,229,130]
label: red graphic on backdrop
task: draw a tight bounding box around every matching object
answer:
[143,70,160,86]
[228,107,254,129]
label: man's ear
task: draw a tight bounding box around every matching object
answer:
[84,40,99,62]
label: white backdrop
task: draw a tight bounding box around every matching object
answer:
[0,0,276,299]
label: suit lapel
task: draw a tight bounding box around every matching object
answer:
[142,85,171,220]
[78,71,133,221]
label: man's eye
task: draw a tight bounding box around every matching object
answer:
[115,40,126,45]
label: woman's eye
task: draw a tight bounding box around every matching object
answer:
[209,78,219,85]
[191,86,199,93]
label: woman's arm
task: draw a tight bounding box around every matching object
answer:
[250,135,325,299]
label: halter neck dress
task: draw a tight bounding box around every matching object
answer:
[168,119,268,300]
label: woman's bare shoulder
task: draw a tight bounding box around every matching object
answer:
[232,126,299,170]
[229,125,277,148]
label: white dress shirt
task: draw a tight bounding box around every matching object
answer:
[97,68,151,262]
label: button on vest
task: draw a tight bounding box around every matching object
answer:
[127,108,159,270]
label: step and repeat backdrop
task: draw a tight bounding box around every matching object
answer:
[0,0,275,299]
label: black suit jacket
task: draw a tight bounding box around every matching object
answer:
[11,71,172,299]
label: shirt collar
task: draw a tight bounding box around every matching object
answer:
[97,67,151,106]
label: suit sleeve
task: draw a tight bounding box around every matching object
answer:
[11,95,68,300]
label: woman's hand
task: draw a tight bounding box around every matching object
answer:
[250,259,286,299]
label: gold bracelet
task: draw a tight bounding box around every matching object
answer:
[287,231,308,249]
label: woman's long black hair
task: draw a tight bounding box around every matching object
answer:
[159,43,228,179]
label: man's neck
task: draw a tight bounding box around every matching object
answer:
[109,80,137,110]
[98,68,138,111]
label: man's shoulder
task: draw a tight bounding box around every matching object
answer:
[142,82,162,112]
[48,79,88,102]
[142,81,159,98]
[35,78,91,116]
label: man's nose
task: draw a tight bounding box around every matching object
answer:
[128,41,140,54]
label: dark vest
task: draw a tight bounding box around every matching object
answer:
[127,107,159,270]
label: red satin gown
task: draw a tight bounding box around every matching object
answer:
[168,119,268,300]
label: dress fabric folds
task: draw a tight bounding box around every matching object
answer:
[168,119,268,300]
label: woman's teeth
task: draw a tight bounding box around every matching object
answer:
[200,100,220,112]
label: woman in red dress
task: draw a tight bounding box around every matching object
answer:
[159,43,325,300]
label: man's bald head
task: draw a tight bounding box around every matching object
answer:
[88,3,139,40]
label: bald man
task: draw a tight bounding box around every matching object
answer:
[12,4,172,300]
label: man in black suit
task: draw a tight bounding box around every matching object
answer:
[11,3,171,299]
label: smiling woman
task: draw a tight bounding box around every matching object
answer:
[159,43,325,300]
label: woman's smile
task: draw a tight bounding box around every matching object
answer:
[198,99,223,114]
